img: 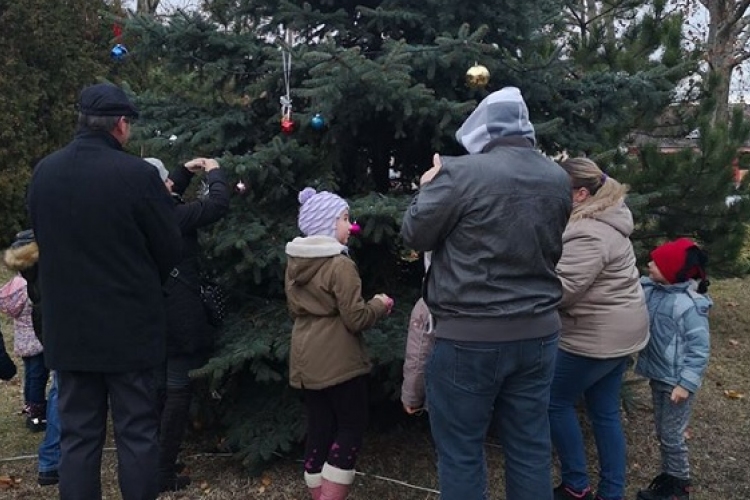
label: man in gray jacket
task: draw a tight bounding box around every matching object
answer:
[401,87,572,500]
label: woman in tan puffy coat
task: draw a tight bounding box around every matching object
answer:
[550,158,649,500]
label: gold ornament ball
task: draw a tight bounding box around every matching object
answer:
[466,64,490,89]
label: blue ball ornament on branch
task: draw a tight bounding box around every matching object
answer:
[110,44,128,61]
[310,113,326,130]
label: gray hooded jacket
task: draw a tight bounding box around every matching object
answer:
[401,87,572,342]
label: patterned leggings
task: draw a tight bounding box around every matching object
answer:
[303,375,369,473]
[651,380,695,479]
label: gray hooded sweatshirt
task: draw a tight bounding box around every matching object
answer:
[401,87,572,342]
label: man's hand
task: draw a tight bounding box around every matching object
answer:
[420,153,442,186]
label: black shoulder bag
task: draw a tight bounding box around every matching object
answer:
[170,269,227,327]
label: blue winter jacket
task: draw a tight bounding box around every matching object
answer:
[635,277,712,393]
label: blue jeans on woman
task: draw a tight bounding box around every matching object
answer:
[23,353,49,404]
[549,350,629,500]
[426,333,559,500]
[38,371,60,473]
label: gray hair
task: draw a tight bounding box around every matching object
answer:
[77,113,121,132]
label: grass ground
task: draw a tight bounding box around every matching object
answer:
[1,272,748,499]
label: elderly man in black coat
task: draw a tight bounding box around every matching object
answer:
[27,83,182,500]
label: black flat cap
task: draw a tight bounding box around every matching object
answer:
[78,83,139,118]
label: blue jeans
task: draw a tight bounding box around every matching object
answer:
[426,333,559,500]
[549,350,629,500]
[38,371,60,472]
[23,353,49,404]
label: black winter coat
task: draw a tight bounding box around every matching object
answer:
[27,130,182,372]
[164,166,229,356]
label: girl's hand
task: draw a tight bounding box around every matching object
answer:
[671,385,690,403]
[374,294,394,313]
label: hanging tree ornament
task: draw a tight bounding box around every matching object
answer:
[279,28,295,135]
[110,23,128,62]
[235,180,248,195]
[465,62,490,89]
[310,113,326,130]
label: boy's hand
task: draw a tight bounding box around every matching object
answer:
[671,385,690,403]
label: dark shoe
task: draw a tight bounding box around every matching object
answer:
[159,474,191,492]
[554,484,594,500]
[637,474,691,500]
[26,415,47,432]
[670,477,691,500]
[637,472,671,500]
[38,470,59,486]
[25,402,47,432]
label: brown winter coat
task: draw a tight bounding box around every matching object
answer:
[285,236,388,390]
[556,200,649,358]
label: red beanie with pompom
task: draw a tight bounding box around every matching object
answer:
[650,238,701,284]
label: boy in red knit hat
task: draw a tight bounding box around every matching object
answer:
[635,238,711,500]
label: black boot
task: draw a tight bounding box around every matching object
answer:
[26,402,47,432]
[637,473,690,500]
[669,477,691,500]
[158,387,193,492]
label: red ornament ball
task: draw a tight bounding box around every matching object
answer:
[281,118,295,135]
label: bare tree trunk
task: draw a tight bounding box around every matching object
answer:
[702,0,750,124]
[137,0,160,15]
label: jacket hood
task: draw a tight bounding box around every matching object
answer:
[455,87,536,154]
[285,236,347,285]
[3,242,39,271]
[571,199,633,237]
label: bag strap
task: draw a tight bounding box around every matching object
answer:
[169,268,201,298]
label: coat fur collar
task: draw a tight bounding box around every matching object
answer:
[3,242,39,271]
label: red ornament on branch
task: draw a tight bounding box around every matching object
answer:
[281,117,295,135]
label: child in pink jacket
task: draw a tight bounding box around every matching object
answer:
[0,274,48,430]
[401,252,435,414]
[401,297,434,414]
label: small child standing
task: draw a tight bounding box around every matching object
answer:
[635,238,711,500]
[401,297,433,414]
[285,187,393,500]
[401,253,434,415]
[0,272,48,431]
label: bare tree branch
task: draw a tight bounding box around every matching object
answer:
[731,0,750,27]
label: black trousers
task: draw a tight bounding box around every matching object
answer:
[303,374,369,473]
[57,369,160,500]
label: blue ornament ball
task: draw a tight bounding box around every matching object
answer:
[310,113,325,130]
[110,44,129,61]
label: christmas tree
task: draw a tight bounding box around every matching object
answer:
[124,0,693,468]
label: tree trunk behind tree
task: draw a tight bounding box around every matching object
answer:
[703,0,748,124]
[137,0,159,14]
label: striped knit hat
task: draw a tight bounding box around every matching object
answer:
[297,187,349,238]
